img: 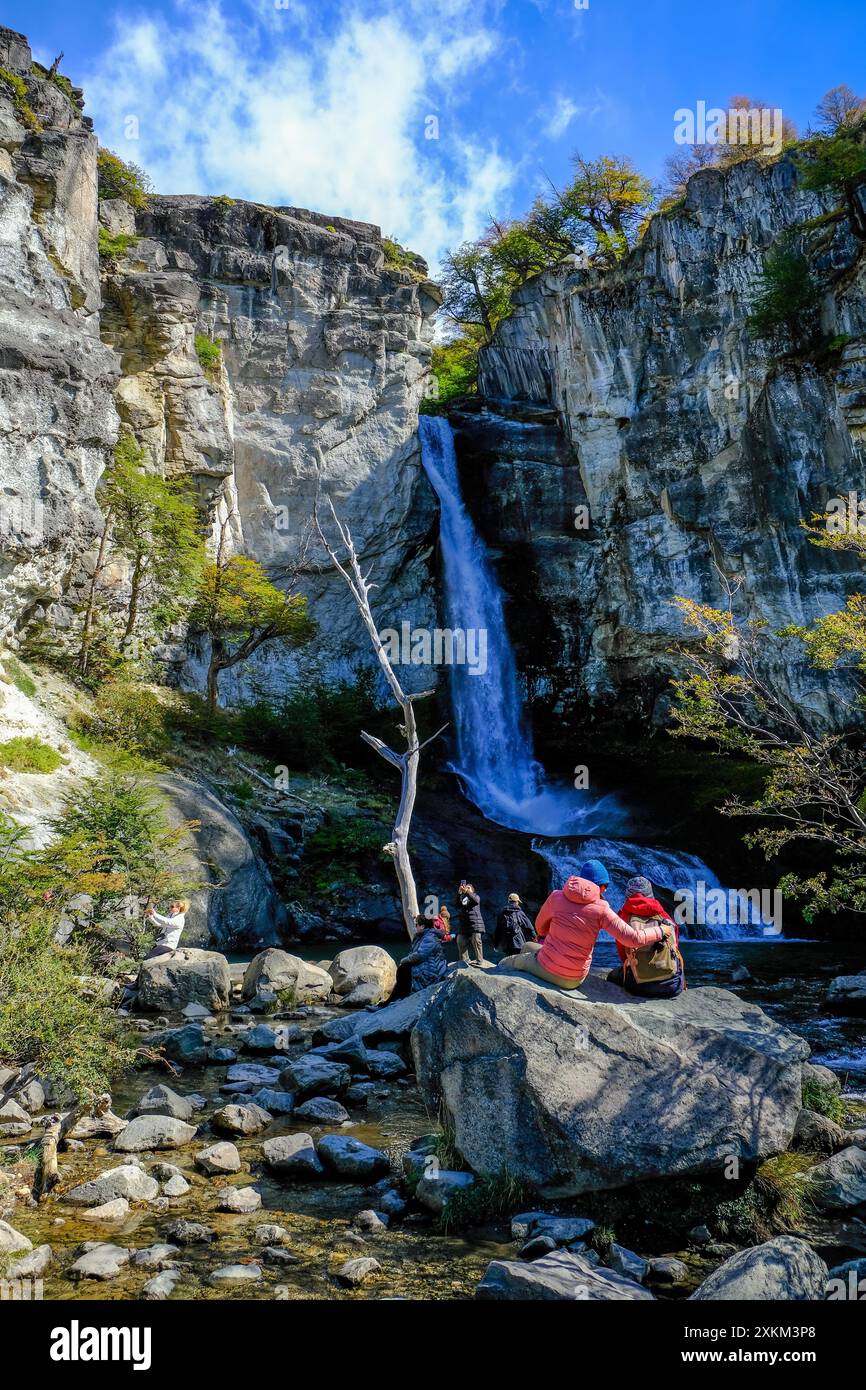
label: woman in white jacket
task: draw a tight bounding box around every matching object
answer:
[145,899,189,958]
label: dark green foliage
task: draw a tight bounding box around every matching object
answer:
[747,236,821,348]
[0,67,40,129]
[98,227,139,264]
[796,131,866,192]
[0,735,64,773]
[97,149,152,208]
[195,334,222,374]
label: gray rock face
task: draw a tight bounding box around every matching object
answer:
[0,28,120,643]
[690,1236,828,1300]
[154,775,285,948]
[242,949,332,1003]
[477,1249,654,1301]
[328,946,397,1007]
[470,155,866,728]
[136,946,232,1013]
[412,970,808,1196]
[313,982,440,1045]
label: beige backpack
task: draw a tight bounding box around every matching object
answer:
[623,916,681,984]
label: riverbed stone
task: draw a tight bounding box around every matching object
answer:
[690,1235,828,1300]
[608,1244,648,1282]
[137,948,232,1012]
[263,1132,324,1178]
[130,1243,180,1268]
[134,1084,197,1123]
[254,1223,290,1244]
[66,1164,160,1205]
[477,1249,654,1300]
[648,1257,689,1284]
[156,1023,208,1066]
[806,1145,866,1210]
[143,1269,181,1299]
[293,1096,350,1124]
[413,971,809,1195]
[313,983,441,1046]
[415,1168,475,1213]
[337,1256,382,1286]
[162,1174,191,1197]
[317,1134,390,1181]
[511,1213,595,1244]
[280,1055,351,1099]
[67,1108,127,1140]
[825,971,866,1016]
[365,1050,407,1079]
[226,1062,281,1086]
[164,1218,216,1244]
[792,1108,848,1156]
[81,1197,130,1222]
[114,1115,197,1152]
[0,1098,32,1136]
[69,1243,131,1281]
[0,1219,32,1255]
[242,949,332,1003]
[8,1243,53,1278]
[353,1209,389,1234]
[250,1087,295,1115]
[328,946,397,1007]
[217,1184,262,1213]
[195,1141,242,1176]
[210,1262,262,1284]
[212,1102,272,1136]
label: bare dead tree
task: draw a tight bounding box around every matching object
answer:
[313,494,447,938]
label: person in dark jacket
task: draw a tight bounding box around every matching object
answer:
[456,881,485,965]
[402,916,450,992]
[494,893,536,956]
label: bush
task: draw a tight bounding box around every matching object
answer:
[747,236,822,348]
[77,681,172,762]
[802,1076,846,1123]
[0,736,64,773]
[0,68,41,130]
[302,811,388,894]
[213,195,236,207]
[230,670,388,772]
[440,1169,536,1233]
[796,131,866,191]
[421,335,480,414]
[195,333,222,375]
[96,149,152,209]
[98,227,139,264]
[382,237,428,281]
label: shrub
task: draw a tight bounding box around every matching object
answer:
[383,236,428,281]
[796,131,866,192]
[421,334,480,413]
[747,235,822,348]
[0,68,41,130]
[0,736,64,773]
[2,655,37,699]
[81,681,172,762]
[213,195,236,207]
[97,149,152,209]
[195,333,222,375]
[98,227,139,264]
[440,1169,536,1232]
[802,1076,846,1123]
[715,1153,813,1243]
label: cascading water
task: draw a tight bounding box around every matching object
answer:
[418,415,767,939]
[418,415,622,836]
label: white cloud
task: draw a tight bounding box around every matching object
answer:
[544,95,580,138]
[82,0,514,271]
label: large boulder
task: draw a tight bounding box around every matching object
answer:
[313,982,442,1045]
[477,1249,654,1301]
[155,774,285,947]
[66,1165,160,1206]
[137,948,231,1013]
[690,1236,828,1300]
[114,1115,197,1152]
[825,971,866,1016]
[805,1145,866,1211]
[242,949,332,1004]
[328,946,397,1007]
[412,970,809,1196]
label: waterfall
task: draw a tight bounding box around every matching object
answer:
[418,415,767,939]
[418,415,622,836]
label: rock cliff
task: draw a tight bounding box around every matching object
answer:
[461,155,866,729]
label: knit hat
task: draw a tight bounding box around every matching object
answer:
[579,858,609,885]
[508,893,521,903]
[626,875,653,896]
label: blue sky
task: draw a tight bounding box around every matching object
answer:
[6,0,866,268]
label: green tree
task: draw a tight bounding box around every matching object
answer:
[670,598,866,920]
[96,148,152,208]
[747,235,821,349]
[102,435,204,644]
[189,547,316,712]
[535,153,655,266]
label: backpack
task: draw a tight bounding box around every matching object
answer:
[623,916,681,984]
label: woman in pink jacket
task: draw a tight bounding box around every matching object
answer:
[502,859,670,990]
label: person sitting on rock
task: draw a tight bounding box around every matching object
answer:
[456,881,486,965]
[494,893,536,956]
[607,875,684,998]
[145,898,189,959]
[402,915,450,993]
[500,859,671,991]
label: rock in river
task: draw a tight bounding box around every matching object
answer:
[413,970,808,1195]
[328,946,397,1007]
[690,1236,828,1300]
[317,1135,390,1182]
[114,1115,197,1153]
[195,1142,242,1176]
[805,1145,866,1211]
[137,947,232,1013]
[242,949,332,1003]
[280,1055,351,1099]
[477,1249,654,1300]
[66,1165,160,1206]
[263,1133,324,1179]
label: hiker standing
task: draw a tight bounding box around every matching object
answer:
[494,893,536,956]
[456,881,486,965]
